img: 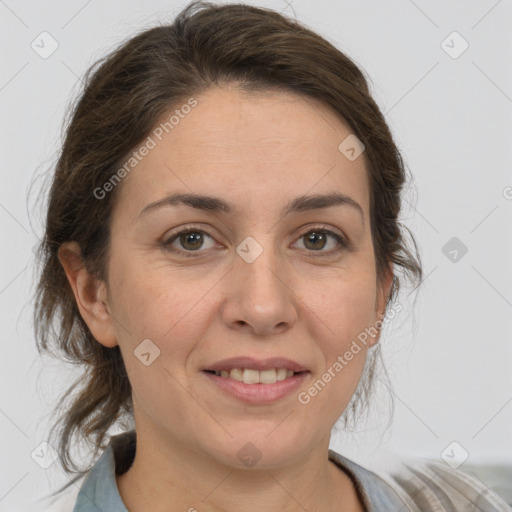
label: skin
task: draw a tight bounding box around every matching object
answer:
[59,83,393,512]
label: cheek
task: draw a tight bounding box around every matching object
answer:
[296,283,374,426]
[108,254,222,384]
[109,253,203,337]
[299,271,377,400]
[306,270,378,344]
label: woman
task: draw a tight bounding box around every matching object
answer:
[30,1,511,511]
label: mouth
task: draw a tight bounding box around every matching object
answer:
[201,357,310,404]
[203,368,303,384]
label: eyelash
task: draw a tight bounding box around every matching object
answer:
[161,225,348,259]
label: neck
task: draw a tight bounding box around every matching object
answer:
[116,430,365,512]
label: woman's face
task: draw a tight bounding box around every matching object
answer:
[103,84,391,468]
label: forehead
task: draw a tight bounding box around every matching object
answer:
[114,84,370,220]
[164,85,357,160]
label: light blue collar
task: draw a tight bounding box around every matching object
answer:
[72,438,128,511]
[328,449,410,510]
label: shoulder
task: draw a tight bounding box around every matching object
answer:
[379,457,512,512]
[329,449,512,511]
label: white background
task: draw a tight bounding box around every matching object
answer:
[0,0,511,509]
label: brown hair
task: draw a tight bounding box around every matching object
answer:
[33,0,422,492]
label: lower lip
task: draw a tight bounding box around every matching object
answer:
[202,371,309,404]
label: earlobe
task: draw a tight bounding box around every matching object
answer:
[58,241,118,348]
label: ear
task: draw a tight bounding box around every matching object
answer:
[368,262,394,347]
[58,241,118,348]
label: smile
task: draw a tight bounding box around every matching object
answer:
[202,369,309,404]
[208,368,296,384]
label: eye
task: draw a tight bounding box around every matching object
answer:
[293,227,348,255]
[161,225,348,258]
[162,227,217,257]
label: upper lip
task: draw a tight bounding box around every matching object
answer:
[204,357,309,373]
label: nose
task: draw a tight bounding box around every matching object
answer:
[220,237,299,337]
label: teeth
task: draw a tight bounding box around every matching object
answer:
[243,369,260,384]
[259,369,276,384]
[276,368,287,381]
[230,368,244,381]
[213,368,298,384]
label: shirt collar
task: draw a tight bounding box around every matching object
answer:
[328,449,413,511]
[72,432,133,511]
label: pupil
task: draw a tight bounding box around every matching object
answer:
[183,232,202,249]
[306,232,325,250]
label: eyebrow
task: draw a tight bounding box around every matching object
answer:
[138,191,364,223]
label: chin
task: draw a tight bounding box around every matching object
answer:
[202,426,314,470]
